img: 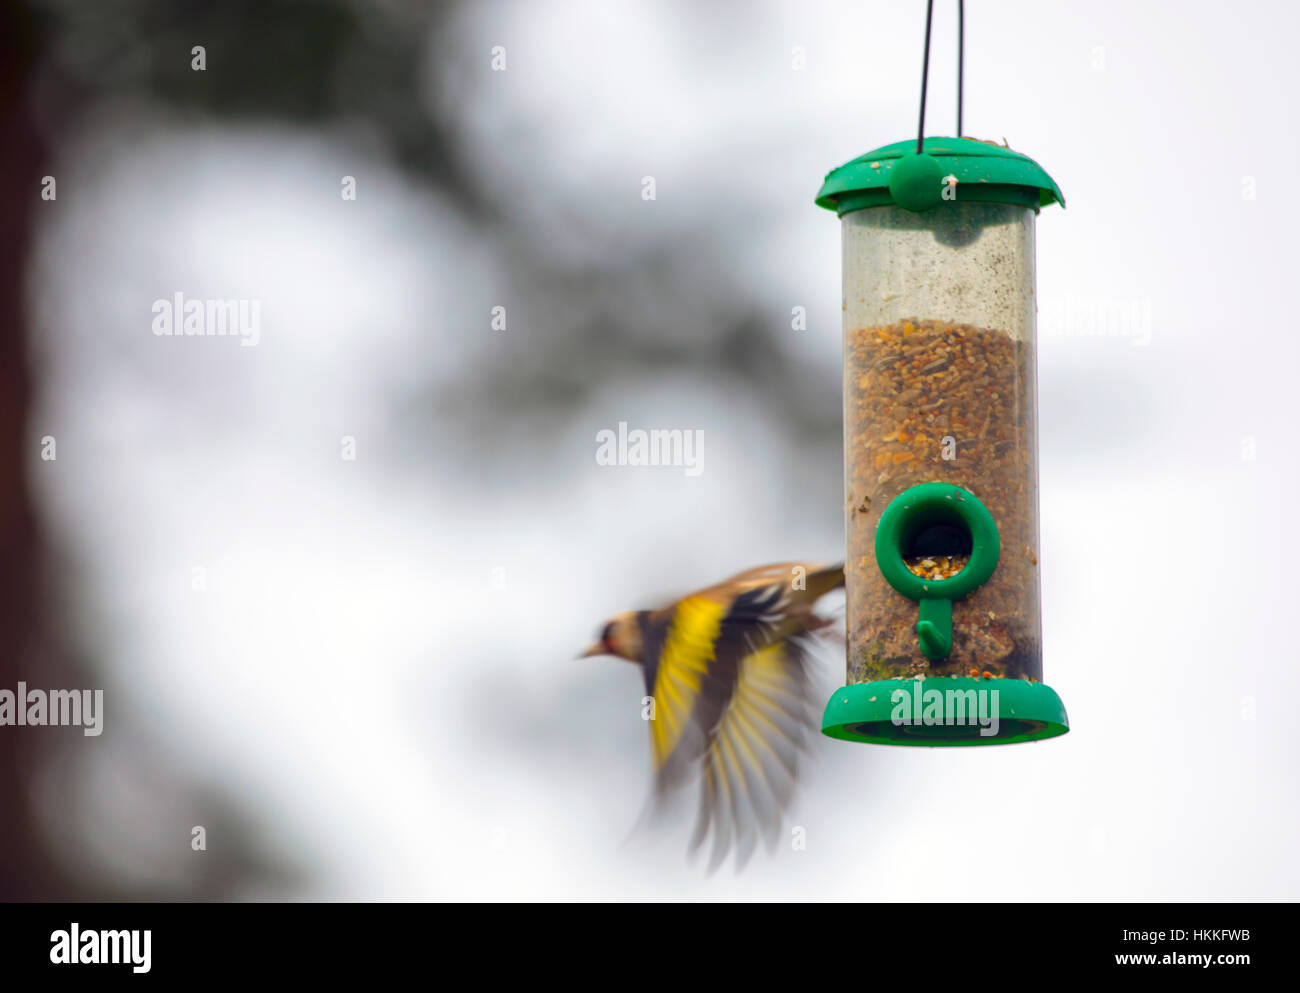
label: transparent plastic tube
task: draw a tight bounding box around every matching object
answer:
[842,201,1042,683]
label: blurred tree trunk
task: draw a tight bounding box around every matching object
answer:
[0,2,68,900]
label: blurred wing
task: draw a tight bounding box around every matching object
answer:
[688,636,818,872]
[646,582,788,784]
[645,594,728,777]
[644,577,825,871]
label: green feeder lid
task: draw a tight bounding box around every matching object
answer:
[822,677,1069,746]
[815,136,1065,217]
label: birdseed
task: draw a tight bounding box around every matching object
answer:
[903,554,969,581]
[845,318,1041,682]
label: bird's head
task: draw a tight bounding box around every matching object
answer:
[579,611,644,663]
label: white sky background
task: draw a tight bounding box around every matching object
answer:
[27,0,1300,899]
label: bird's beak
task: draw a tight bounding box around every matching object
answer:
[578,642,606,659]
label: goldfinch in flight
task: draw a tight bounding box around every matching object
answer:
[581,561,844,870]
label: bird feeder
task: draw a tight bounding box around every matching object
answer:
[815,12,1069,745]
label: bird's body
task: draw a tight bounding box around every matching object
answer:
[582,561,844,870]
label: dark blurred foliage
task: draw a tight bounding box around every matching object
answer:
[25,1,482,204]
[0,0,488,901]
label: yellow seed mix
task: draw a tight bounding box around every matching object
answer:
[846,318,1041,682]
[904,554,969,581]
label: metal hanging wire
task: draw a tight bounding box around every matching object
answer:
[916,0,964,153]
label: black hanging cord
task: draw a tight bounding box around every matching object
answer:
[916,0,965,153]
[957,0,963,136]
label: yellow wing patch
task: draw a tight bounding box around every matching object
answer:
[651,595,726,770]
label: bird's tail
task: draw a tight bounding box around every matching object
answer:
[805,562,845,600]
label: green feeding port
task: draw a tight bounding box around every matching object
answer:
[874,483,999,661]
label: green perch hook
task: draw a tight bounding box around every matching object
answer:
[874,482,1000,661]
[916,597,953,660]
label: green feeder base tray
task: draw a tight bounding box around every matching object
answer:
[822,677,1069,746]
